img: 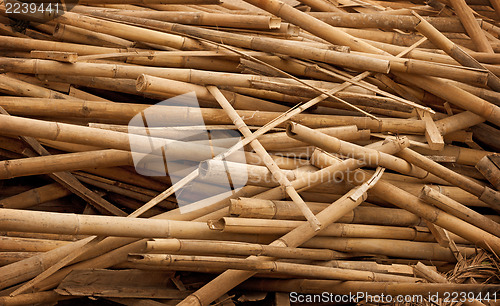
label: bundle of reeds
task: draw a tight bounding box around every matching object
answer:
[0,0,499,305]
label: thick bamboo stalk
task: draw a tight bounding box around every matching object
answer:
[308,12,477,33]
[53,23,134,48]
[297,0,344,12]
[0,36,123,55]
[396,148,500,211]
[0,183,71,209]
[0,236,69,252]
[0,97,427,133]
[420,186,500,237]
[0,73,72,99]
[55,12,210,51]
[413,145,491,166]
[30,51,78,63]
[137,74,290,112]
[414,13,500,91]
[0,252,40,266]
[449,0,494,53]
[229,198,426,226]
[128,254,420,282]
[0,291,68,306]
[475,154,500,189]
[145,239,346,261]
[95,9,281,29]
[209,217,467,243]
[0,150,133,179]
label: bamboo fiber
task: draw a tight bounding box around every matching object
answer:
[128,254,420,282]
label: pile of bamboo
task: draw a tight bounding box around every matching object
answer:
[0,0,500,305]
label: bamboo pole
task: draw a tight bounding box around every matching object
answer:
[420,186,500,237]
[145,239,347,261]
[53,23,134,48]
[229,198,426,226]
[137,74,290,112]
[128,254,420,282]
[0,183,71,209]
[209,217,468,243]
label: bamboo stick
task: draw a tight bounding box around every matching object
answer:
[145,239,347,261]
[420,186,500,237]
[129,254,420,282]
[53,23,135,48]
[0,183,72,209]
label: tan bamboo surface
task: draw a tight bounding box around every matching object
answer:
[0,0,500,304]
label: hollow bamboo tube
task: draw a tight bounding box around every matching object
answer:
[209,217,466,243]
[229,198,426,226]
[0,183,71,209]
[0,150,133,179]
[476,154,500,189]
[396,148,500,211]
[99,10,281,30]
[308,12,476,33]
[56,12,209,51]
[239,278,500,295]
[129,254,419,282]
[449,0,494,53]
[208,85,320,230]
[137,74,290,112]
[0,36,124,55]
[145,239,346,261]
[0,73,72,100]
[0,97,427,133]
[53,23,134,48]
[286,122,435,180]
[414,14,500,91]
[420,186,500,237]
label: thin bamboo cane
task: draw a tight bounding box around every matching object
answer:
[420,186,500,237]
[0,252,40,266]
[0,183,71,209]
[79,0,222,3]
[207,85,320,230]
[145,239,347,261]
[0,73,73,99]
[128,254,420,282]
[0,291,68,306]
[412,145,491,166]
[30,51,78,63]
